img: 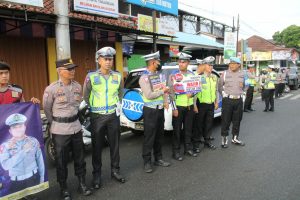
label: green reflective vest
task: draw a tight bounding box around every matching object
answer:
[197,74,217,104]
[175,72,194,107]
[265,71,276,89]
[89,71,121,114]
[141,73,164,107]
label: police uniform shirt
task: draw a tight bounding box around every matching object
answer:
[0,84,24,104]
[82,69,123,108]
[0,136,44,181]
[218,69,245,96]
[43,80,82,135]
[139,70,167,104]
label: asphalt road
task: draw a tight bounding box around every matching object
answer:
[37,90,300,200]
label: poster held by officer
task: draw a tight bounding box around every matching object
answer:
[148,74,167,92]
[0,102,48,200]
[171,73,202,94]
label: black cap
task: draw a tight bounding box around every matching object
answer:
[0,61,10,71]
[56,58,78,69]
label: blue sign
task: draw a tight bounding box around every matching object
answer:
[126,0,178,16]
[122,89,144,122]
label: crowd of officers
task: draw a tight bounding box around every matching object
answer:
[0,46,285,200]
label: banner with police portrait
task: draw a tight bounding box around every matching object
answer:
[0,102,48,200]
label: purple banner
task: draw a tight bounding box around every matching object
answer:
[0,102,48,200]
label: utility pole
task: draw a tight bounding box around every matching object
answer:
[54,0,71,60]
[152,10,157,52]
[236,14,240,57]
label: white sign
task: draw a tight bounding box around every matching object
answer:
[159,16,178,36]
[171,73,202,94]
[272,50,291,60]
[74,0,119,18]
[3,0,43,7]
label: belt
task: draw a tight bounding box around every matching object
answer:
[11,169,38,181]
[144,105,164,110]
[53,114,78,123]
[224,94,242,99]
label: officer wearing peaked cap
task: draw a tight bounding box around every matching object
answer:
[139,51,170,173]
[83,46,126,187]
[244,64,257,112]
[218,57,246,148]
[43,58,92,200]
[169,52,198,161]
[192,56,218,151]
[0,113,45,195]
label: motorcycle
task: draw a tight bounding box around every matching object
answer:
[42,100,92,165]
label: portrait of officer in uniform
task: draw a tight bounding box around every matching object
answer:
[0,113,45,194]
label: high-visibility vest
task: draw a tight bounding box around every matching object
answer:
[89,71,121,114]
[265,71,276,89]
[173,70,194,107]
[197,74,217,104]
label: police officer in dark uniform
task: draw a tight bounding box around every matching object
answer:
[43,59,92,200]
[169,52,197,161]
[218,57,246,148]
[139,51,171,173]
[244,64,256,112]
[0,61,39,200]
[83,47,125,189]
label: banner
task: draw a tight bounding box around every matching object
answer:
[159,16,178,36]
[169,45,179,57]
[224,31,237,60]
[74,0,119,18]
[3,0,43,7]
[138,14,159,33]
[172,74,202,94]
[0,103,48,200]
[251,51,272,61]
[149,74,166,92]
[126,0,178,16]
[272,50,291,60]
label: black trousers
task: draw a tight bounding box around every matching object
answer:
[244,86,254,110]
[264,89,275,110]
[221,98,243,137]
[52,131,86,183]
[90,112,120,175]
[193,103,214,148]
[142,107,164,164]
[278,83,285,95]
[275,84,280,97]
[172,105,194,153]
[10,172,40,193]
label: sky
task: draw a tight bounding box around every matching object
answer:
[178,0,300,39]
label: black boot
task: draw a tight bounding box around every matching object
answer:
[78,176,92,196]
[111,170,126,183]
[92,173,101,189]
[59,182,72,200]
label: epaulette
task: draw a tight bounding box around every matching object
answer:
[111,70,121,75]
[171,69,180,74]
[9,84,23,93]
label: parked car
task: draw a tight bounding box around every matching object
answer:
[287,66,300,90]
[120,62,222,133]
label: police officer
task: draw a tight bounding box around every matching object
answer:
[218,57,246,148]
[0,113,45,194]
[83,47,125,189]
[244,64,256,112]
[278,68,287,96]
[139,51,171,173]
[193,56,218,150]
[43,58,92,200]
[0,61,39,104]
[262,65,276,112]
[169,52,197,161]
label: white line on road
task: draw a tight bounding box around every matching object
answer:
[280,93,293,99]
[290,94,300,100]
[121,131,132,136]
[255,96,261,100]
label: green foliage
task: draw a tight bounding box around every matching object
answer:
[272,25,300,49]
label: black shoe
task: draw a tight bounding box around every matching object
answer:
[269,108,274,112]
[249,108,256,111]
[92,174,101,189]
[184,150,197,157]
[263,109,268,112]
[22,195,39,200]
[78,176,92,196]
[59,182,72,200]
[231,138,245,146]
[193,147,200,153]
[144,162,153,173]
[221,144,228,148]
[208,136,215,141]
[111,171,126,183]
[204,142,216,150]
[172,153,183,161]
[221,136,228,148]
[154,159,171,167]
[244,109,251,113]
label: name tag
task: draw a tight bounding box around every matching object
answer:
[11,91,19,98]
[94,76,101,85]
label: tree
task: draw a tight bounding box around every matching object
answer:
[272,25,300,49]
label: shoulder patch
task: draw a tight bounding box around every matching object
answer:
[9,84,23,93]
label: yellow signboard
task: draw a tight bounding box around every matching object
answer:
[138,14,159,33]
[251,51,272,61]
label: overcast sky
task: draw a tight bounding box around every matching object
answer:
[178,0,300,39]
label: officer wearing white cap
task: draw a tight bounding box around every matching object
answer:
[262,65,276,112]
[43,58,92,200]
[193,56,218,151]
[0,113,45,195]
[83,47,125,187]
[169,52,197,160]
[244,64,257,112]
[139,51,171,173]
[218,57,246,148]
